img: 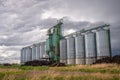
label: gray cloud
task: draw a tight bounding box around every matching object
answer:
[0,0,120,63]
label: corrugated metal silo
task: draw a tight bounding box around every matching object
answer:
[26,46,32,62]
[36,43,40,60]
[21,48,24,64]
[85,31,96,64]
[23,48,27,63]
[96,29,110,59]
[25,47,28,62]
[40,42,46,59]
[32,44,36,60]
[60,38,67,64]
[22,48,25,63]
[75,34,85,64]
[67,36,75,65]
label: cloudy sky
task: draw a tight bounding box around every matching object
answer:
[0,0,120,63]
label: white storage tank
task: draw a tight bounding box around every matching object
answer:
[85,31,96,64]
[60,38,67,64]
[36,43,41,60]
[40,42,46,59]
[67,36,75,65]
[32,44,36,60]
[75,33,85,64]
[26,46,32,62]
[96,28,111,59]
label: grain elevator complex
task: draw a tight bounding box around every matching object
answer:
[21,20,111,65]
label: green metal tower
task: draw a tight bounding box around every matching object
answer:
[46,19,63,62]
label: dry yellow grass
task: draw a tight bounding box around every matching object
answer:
[90,63,119,68]
[0,68,22,73]
[0,64,119,80]
[49,63,120,72]
[22,70,119,80]
[0,71,119,80]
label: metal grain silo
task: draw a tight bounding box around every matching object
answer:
[23,48,26,63]
[32,44,36,60]
[96,28,111,59]
[67,36,75,65]
[26,46,32,62]
[36,43,40,60]
[60,38,67,64]
[85,31,96,64]
[25,47,28,62]
[75,34,85,65]
[21,48,24,64]
[40,42,46,59]
[22,48,25,63]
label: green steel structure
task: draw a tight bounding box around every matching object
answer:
[46,20,63,62]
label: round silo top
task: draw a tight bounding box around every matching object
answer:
[41,42,45,45]
[96,27,104,31]
[66,34,74,39]
[76,32,84,37]
[36,43,41,46]
[85,30,94,34]
[28,46,32,49]
[103,26,110,30]
[32,44,36,47]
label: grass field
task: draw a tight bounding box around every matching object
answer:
[0,64,119,80]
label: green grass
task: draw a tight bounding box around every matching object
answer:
[78,68,106,73]
[0,65,49,71]
[78,68,119,73]
[0,65,20,69]
[0,73,5,80]
[19,66,49,71]
[0,74,119,80]
[49,64,120,74]
[14,78,26,80]
[34,74,120,80]
[0,64,119,80]
[0,64,119,74]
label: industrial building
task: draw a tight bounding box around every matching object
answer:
[21,20,111,65]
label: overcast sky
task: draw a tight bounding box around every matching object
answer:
[0,0,120,63]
